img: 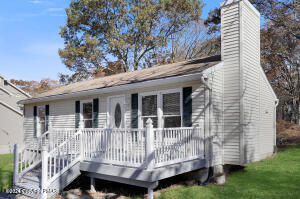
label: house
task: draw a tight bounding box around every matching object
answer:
[13,0,278,198]
[0,75,30,154]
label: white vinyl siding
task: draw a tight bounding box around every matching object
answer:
[221,1,241,165]
[210,66,224,166]
[241,1,261,163]
[23,104,35,145]
[50,100,76,129]
[259,69,276,159]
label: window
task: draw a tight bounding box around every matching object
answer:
[163,92,181,128]
[82,102,93,128]
[142,95,158,128]
[114,103,122,128]
[139,89,182,128]
[38,106,46,135]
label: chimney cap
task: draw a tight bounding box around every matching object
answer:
[220,0,241,7]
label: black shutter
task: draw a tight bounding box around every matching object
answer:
[93,98,99,128]
[33,106,37,137]
[45,105,49,131]
[75,101,80,128]
[131,93,138,128]
[183,87,192,127]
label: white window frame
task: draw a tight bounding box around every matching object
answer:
[138,88,183,128]
[80,99,93,128]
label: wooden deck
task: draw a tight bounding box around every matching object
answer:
[13,120,206,199]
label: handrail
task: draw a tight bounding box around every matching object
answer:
[48,130,80,156]
[42,129,82,189]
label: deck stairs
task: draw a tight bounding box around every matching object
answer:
[14,129,82,198]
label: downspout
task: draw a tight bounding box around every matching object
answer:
[201,74,212,90]
[200,74,215,184]
[274,99,279,154]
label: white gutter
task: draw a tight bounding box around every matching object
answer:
[0,100,23,116]
[200,75,212,90]
[20,72,208,104]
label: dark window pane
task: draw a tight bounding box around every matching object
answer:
[115,103,121,128]
[163,92,180,115]
[84,120,93,128]
[142,95,157,116]
[143,117,158,128]
[83,102,92,119]
[38,107,46,120]
[164,116,181,128]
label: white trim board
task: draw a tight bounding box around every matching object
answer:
[20,69,219,105]
[259,65,278,101]
[0,100,23,116]
[0,75,31,98]
[0,86,13,96]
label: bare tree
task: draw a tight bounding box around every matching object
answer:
[171,21,220,61]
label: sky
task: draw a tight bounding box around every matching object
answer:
[0,0,223,81]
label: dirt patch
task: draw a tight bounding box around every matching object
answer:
[277,120,300,146]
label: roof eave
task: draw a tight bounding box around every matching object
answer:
[19,71,210,105]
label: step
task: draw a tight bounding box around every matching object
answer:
[14,181,40,198]
[22,170,41,183]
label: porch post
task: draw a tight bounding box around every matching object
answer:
[13,144,18,186]
[146,118,155,170]
[90,177,96,192]
[79,119,84,160]
[79,120,84,129]
[48,120,53,150]
[148,188,154,199]
[41,146,48,199]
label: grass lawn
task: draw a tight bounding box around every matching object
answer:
[156,145,300,199]
[0,153,13,193]
[1,146,300,198]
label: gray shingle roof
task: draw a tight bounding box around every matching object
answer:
[31,55,221,100]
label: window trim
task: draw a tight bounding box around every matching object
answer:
[37,105,47,136]
[80,99,94,128]
[138,88,183,128]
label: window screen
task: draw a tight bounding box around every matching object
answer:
[162,92,181,128]
[142,95,157,128]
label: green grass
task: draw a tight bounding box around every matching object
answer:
[156,145,300,199]
[0,153,14,193]
[1,146,300,198]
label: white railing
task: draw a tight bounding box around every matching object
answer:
[13,130,52,180]
[14,144,41,184]
[81,119,204,169]
[13,128,75,184]
[41,129,82,198]
[154,127,204,168]
[82,128,146,167]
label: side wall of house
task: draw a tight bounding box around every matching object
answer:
[0,106,23,154]
[240,1,261,164]
[0,77,28,153]
[258,68,276,160]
